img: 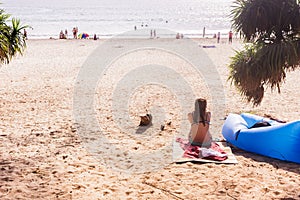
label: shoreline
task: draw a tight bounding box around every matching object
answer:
[25,29,233,40]
[26,30,237,41]
[26,37,243,45]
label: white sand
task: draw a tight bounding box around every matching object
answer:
[0,38,300,199]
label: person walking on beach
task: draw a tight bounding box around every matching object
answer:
[229,30,233,44]
[153,29,156,38]
[24,29,27,40]
[217,32,220,43]
[203,27,206,38]
[72,27,76,39]
[150,29,153,38]
[187,98,212,147]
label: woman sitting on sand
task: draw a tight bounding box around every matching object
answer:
[188,98,212,147]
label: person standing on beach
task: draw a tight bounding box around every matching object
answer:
[59,30,65,39]
[150,29,153,38]
[72,27,78,39]
[203,27,206,38]
[24,29,27,40]
[75,27,78,39]
[153,30,156,38]
[217,32,220,43]
[65,29,68,39]
[72,27,76,39]
[229,30,233,44]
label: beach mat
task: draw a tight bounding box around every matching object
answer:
[173,138,238,164]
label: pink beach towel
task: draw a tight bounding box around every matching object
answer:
[176,138,228,161]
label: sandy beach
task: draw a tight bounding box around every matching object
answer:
[1,38,300,200]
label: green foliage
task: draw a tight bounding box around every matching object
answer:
[0,7,29,65]
[229,0,300,105]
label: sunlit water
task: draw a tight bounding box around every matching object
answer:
[1,0,235,38]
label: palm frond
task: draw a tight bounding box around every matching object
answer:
[229,0,300,106]
[0,10,29,65]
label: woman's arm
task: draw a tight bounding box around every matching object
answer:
[206,112,211,123]
[188,112,193,124]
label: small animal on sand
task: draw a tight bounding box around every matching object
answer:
[139,114,152,126]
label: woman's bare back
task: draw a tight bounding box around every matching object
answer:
[189,112,212,144]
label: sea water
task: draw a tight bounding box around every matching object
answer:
[1,0,235,39]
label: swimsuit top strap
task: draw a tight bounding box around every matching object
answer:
[199,120,210,125]
[192,120,210,125]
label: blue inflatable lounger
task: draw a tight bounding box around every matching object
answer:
[222,113,300,164]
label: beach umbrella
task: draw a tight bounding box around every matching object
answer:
[78,33,89,39]
[83,33,89,39]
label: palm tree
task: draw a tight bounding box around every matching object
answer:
[0,8,28,65]
[228,0,300,105]
[0,9,11,64]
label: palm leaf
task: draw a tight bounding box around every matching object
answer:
[0,8,29,65]
[229,0,300,105]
